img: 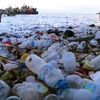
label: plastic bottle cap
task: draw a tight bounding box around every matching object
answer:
[91,95,100,100]
[58,80,68,90]
[21,53,29,60]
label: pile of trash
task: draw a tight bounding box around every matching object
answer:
[0,24,100,100]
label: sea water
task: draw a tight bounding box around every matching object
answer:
[0,13,99,35]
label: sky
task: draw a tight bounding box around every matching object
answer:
[0,0,100,14]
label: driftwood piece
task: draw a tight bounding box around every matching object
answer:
[32,49,44,56]
[67,35,95,42]
[87,44,97,56]
[76,52,92,62]
[0,55,23,64]
[70,71,91,79]
[73,45,100,54]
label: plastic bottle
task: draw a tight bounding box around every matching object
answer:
[25,54,67,89]
[34,82,48,97]
[0,80,11,100]
[89,39,98,46]
[25,75,35,83]
[10,38,22,45]
[14,82,40,100]
[3,63,19,71]
[68,42,79,47]
[19,39,43,49]
[19,39,35,48]
[12,83,22,95]
[2,38,10,43]
[18,41,28,48]
[62,52,76,72]
[2,38,22,46]
[83,60,95,70]
[25,54,46,75]
[91,55,100,70]
[48,60,59,69]
[44,94,60,100]
[95,31,100,39]
[6,96,21,100]
[48,43,63,58]
[89,71,100,84]
[41,51,49,62]
[65,75,82,88]
[47,51,60,62]
[77,41,86,52]
[48,43,60,53]
[59,88,100,100]
[66,75,100,95]
[25,76,48,97]
[43,39,52,48]
[85,53,95,61]
[35,40,43,49]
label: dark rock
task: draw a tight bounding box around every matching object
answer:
[64,30,75,37]
[89,24,95,27]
